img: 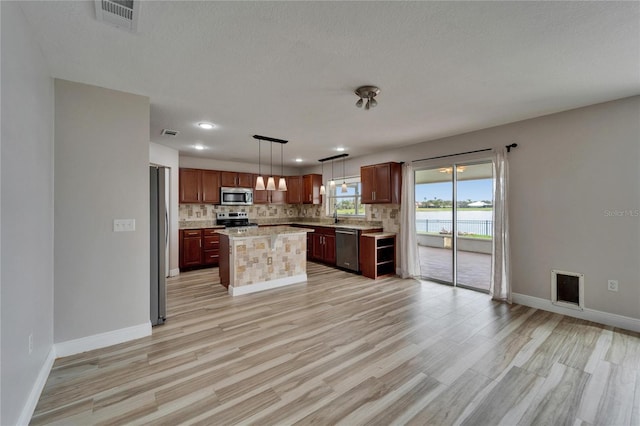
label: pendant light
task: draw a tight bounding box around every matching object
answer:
[319,161,326,195]
[278,142,287,191]
[341,156,348,193]
[266,142,276,191]
[330,159,336,188]
[255,139,265,190]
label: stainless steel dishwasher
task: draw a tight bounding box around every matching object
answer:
[335,228,360,272]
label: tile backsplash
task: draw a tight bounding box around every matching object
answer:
[179,203,397,230]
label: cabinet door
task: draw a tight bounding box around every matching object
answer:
[201,170,221,203]
[180,169,201,203]
[237,173,254,188]
[323,234,336,265]
[303,174,322,204]
[310,233,323,260]
[360,166,375,204]
[220,171,237,187]
[182,237,202,266]
[373,163,391,203]
[286,176,303,204]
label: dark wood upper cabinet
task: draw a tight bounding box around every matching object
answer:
[303,174,322,204]
[201,170,221,204]
[360,162,402,204]
[179,168,202,203]
[286,176,303,204]
[221,171,254,188]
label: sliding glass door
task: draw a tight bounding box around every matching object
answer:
[415,161,493,292]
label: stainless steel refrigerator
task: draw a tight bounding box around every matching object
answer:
[150,165,168,326]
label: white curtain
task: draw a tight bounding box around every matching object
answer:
[491,148,511,302]
[399,163,420,278]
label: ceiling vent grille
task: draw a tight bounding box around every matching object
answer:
[161,129,179,137]
[95,0,140,32]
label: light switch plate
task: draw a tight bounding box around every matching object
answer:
[114,219,136,232]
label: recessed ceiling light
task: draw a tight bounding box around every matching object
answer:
[197,122,216,130]
[336,147,345,152]
[194,144,205,150]
[295,158,303,162]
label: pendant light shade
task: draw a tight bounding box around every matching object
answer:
[319,161,325,195]
[266,142,276,190]
[266,177,276,191]
[278,142,287,191]
[341,157,348,193]
[330,160,335,187]
[255,138,265,190]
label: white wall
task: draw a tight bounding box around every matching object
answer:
[150,142,179,275]
[0,2,55,424]
[305,96,640,320]
[180,155,299,176]
[54,80,151,343]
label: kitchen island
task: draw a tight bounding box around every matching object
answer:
[217,226,313,296]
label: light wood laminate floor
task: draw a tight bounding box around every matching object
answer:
[32,263,640,425]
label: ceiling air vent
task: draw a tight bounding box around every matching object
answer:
[95,0,140,32]
[161,129,179,137]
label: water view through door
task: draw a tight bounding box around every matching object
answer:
[415,161,493,292]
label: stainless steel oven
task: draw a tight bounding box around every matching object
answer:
[220,187,253,205]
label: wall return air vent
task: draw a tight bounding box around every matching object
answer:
[95,0,140,32]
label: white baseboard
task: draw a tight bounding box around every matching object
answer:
[17,346,56,426]
[169,268,180,277]
[229,274,307,296]
[55,322,152,358]
[512,293,640,333]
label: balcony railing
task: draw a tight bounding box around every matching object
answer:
[417,219,493,236]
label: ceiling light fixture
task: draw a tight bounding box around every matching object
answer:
[253,135,288,192]
[341,156,348,193]
[336,147,345,152]
[194,144,205,150]
[295,158,303,163]
[318,153,349,192]
[255,138,265,190]
[354,85,380,110]
[198,122,216,130]
[278,142,287,191]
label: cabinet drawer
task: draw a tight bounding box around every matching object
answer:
[183,229,202,237]
[203,228,220,236]
[203,250,219,264]
[203,236,219,249]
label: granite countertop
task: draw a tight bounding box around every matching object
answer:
[217,225,313,240]
[361,232,397,238]
[179,220,383,231]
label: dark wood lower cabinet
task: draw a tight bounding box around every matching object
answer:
[179,228,220,270]
[360,233,396,279]
[306,226,336,265]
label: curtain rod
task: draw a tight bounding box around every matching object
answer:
[414,143,517,162]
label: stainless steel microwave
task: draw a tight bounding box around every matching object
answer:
[220,187,253,205]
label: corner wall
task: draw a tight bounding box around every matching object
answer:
[150,142,179,275]
[54,80,151,343]
[1,3,55,424]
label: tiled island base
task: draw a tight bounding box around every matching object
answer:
[218,226,312,296]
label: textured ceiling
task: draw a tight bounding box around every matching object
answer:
[18,1,640,168]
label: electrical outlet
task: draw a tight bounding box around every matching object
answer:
[607,280,619,292]
[113,219,136,232]
[267,257,273,265]
[29,334,33,354]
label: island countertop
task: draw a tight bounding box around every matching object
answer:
[216,225,313,240]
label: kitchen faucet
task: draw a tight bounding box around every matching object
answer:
[333,204,339,224]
